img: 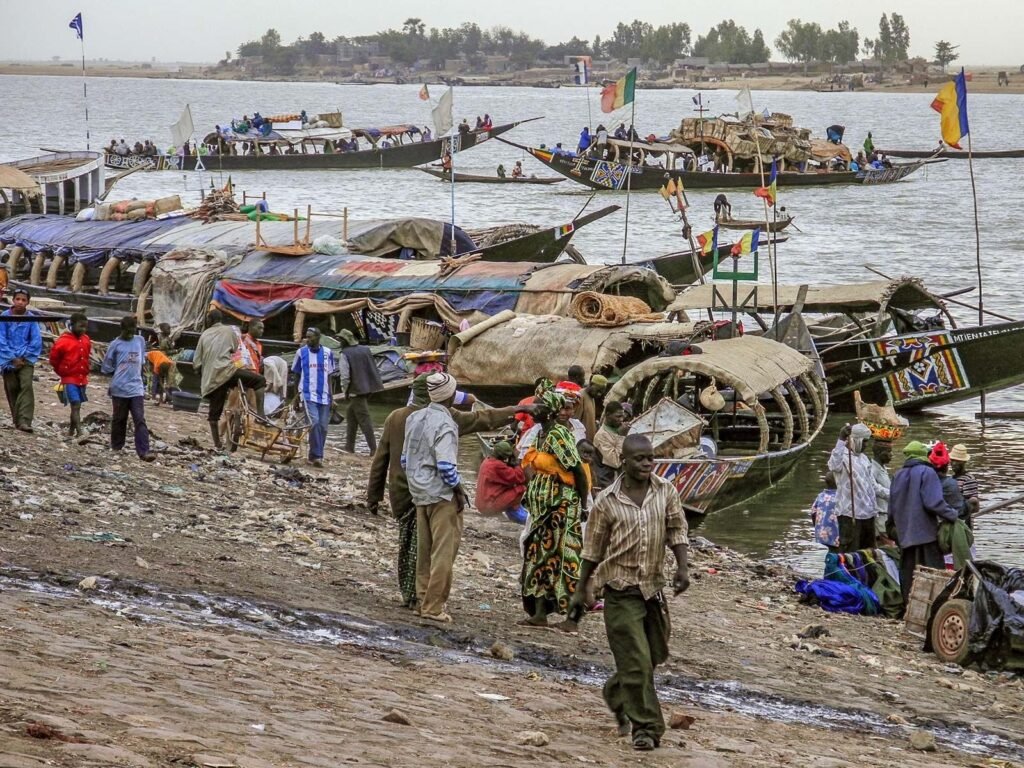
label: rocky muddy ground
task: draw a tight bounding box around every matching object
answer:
[0,372,1021,768]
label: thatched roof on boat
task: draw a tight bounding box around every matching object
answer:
[448,312,694,387]
[0,166,41,193]
[667,278,942,315]
[606,336,814,406]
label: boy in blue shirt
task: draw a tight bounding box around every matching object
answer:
[0,288,42,432]
[101,316,155,462]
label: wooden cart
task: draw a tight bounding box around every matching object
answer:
[233,386,311,462]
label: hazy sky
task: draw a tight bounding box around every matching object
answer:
[1,0,1018,66]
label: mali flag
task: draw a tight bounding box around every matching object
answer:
[600,68,637,113]
[731,227,760,257]
[696,227,718,256]
[931,69,969,149]
[754,159,778,207]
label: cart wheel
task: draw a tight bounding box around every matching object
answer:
[931,598,973,665]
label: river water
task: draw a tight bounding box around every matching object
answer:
[2,75,1022,571]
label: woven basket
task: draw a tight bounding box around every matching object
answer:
[410,317,449,351]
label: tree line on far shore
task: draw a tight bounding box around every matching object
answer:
[224,13,960,76]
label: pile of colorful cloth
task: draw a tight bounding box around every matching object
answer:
[795,548,904,617]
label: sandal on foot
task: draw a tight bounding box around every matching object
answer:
[614,713,631,737]
[420,611,452,624]
[516,617,550,629]
[632,734,657,751]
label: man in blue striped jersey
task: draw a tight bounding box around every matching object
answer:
[290,327,338,468]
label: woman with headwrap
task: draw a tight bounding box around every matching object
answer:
[520,390,590,632]
[827,423,880,552]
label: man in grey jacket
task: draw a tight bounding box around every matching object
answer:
[889,440,959,607]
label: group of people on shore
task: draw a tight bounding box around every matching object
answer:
[812,424,979,605]
[366,366,687,750]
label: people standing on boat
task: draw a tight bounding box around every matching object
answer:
[482,114,493,130]
[290,327,337,468]
[889,440,959,607]
[49,312,91,439]
[713,194,733,222]
[811,472,840,552]
[569,433,689,751]
[338,329,384,455]
[511,161,524,179]
[193,309,267,452]
[871,441,893,541]
[422,126,432,142]
[0,288,41,433]
[950,444,979,529]
[578,126,591,154]
[496,164,507,178]
[595,124,609,158]
[101,316,155,462]
[441,152,452,173]
[520,389,590,632]
[827,423,878,552]
[400,372,468,624]
[475,116,484,130]
[458,119,471,135]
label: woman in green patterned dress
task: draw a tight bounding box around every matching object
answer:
[520,390,591,632]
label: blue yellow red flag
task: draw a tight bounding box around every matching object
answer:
[754,159,778,206]
[730,227,760,257]
[696,227,718,256]
[930,69,969,150]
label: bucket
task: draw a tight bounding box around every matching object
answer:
[409,317,448,351]
[171,391,202,413]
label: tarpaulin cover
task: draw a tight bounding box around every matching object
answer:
[150,247,245,334]
[212,281,317,320]
[966,561,1024,668]
[0,213,186,266]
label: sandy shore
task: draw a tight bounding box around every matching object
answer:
[0,368,1022,767]
[3,63,1023,94]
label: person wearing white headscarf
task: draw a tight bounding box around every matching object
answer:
[400,371,466,624]
[828,423,880,552]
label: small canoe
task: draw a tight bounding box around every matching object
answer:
[419,167,564,185]
[716,215,795,233]
[879,147,1024,160]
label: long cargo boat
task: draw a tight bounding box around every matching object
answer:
[498,138,931,191]
[107,119,538,172]
[668,278,1024,411]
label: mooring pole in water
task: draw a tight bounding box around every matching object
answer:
[620,96,637,266]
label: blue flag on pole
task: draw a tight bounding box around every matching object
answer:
[69,13,83,40]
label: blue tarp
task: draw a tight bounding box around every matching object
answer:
[0,214,187,266]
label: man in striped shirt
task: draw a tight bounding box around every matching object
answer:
[570,434,689,751]
[400,373,468,624]
[950,444,980,529]
[290,328,337,468]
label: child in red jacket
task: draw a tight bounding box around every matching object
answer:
[49,313,92,438]
[475,441,527,523]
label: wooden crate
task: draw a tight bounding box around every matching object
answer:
[904,565,950,638]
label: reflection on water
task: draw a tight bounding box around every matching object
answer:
[4,76,1024,571]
